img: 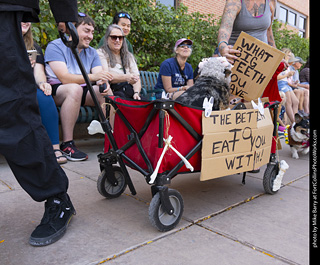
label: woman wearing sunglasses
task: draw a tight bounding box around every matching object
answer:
[154,38,194,99]
[98,12,134,54]
[97,24,141,100]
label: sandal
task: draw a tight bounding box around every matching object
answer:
[54,149,67,164]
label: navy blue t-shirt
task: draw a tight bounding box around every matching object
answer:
[155,57,193,98]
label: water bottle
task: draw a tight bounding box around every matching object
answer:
[150,92,156,101]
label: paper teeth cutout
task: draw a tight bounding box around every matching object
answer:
[203,97,214,117]
[87,120,104,135]
[251,98,264,115]
[161,91,170,99]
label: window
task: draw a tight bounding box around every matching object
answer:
[288,11,297,26]
[276,3,308,38]
[158,0,176,7]
[279,6,287,22]
[299,16,306,30]
[299,16,306,37]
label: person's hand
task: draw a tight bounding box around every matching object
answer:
[281,58,289,69]
[39,82,52,96]
[91,70,113,82]
[133,92,141,100]
[288,70,295,77]
[219,44,240,64]
[181,86,190,91]
[127,74,139,85]
[101,71,113,82]
[98,81,112,96]
[57,22,77,34]
[57,22,67,33]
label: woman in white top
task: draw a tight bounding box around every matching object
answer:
[97,24,141,100]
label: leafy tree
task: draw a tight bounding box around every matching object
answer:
[32,0,309,71]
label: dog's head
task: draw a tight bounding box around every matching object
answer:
[292,112,310,140]
[198,57,233,84]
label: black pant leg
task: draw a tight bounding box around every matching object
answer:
[0,11,68,202]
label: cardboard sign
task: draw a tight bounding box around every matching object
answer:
[230,32,285,101]
[200,108,273,181]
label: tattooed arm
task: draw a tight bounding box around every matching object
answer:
[267,0,276,48]
[217,0,241,64]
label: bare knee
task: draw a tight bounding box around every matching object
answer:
[55,84,83,105]
[285,92,292,105]
[85,85,106,106]
[292,95,299,106]
[66,84,83,100]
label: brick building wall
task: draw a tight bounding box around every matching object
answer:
[181,0,225,17]
[179,0,309,17]
[178,0,309,38]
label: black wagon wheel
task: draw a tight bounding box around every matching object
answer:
[148,189,184,232]
[97,166,127,198]
[263,163,280,195]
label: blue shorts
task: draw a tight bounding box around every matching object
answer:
[278,80,292,93]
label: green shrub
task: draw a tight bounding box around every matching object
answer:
[33,0,309,71]
[272,19,309,62]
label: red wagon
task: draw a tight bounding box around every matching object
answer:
[97,96,280,231]
[60,23,281,232]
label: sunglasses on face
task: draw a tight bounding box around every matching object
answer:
[118,13,131,19]
[178,44,192,49]
[109,35,124,41]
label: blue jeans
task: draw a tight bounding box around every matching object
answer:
[37,89,60,145]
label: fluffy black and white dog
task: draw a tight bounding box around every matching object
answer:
[176,57,233,110]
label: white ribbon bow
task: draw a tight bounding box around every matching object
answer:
[149,135,194,184]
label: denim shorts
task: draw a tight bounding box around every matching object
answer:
[278,80,292,93]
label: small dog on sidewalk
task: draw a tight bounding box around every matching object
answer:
[176,57,232,110]
[285,112,310,159]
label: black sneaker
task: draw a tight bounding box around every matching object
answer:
[60,140,88,161]
[29,194,76,247]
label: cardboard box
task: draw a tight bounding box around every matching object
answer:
[200,108,274,181]
[230,32,285,101]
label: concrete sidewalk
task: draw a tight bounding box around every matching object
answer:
[0,138,309,265]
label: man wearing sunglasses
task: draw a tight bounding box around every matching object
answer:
[98,11,134,54]
[45,13,113,162]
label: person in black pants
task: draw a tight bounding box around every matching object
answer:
[0,0,78,246]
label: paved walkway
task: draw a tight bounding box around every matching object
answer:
[0,138,309,265]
